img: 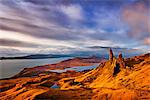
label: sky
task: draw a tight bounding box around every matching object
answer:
[0,0,150,56]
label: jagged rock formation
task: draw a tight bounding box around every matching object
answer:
[0,50,150,100]
[117,52,126,69]
[59,50,150,100]
[109,48,113,62]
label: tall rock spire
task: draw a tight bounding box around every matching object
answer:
[109,48,113,62]
[117,52,126,68]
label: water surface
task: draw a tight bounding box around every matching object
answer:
[51,83,60,89]
[49,63,100,73]
[0,57,71,79]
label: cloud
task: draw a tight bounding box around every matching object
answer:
[0,47,25,57]
[0,0,149,55]
[144,38,150,45]
[0,30,75,48]
[94,8,126,32]
[0,0,89,41]
[60,4,84,20]
[0,39,40,47]
[122,1,150,41]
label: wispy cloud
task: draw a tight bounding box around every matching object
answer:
[122,1,150,43]
[0,39,40,47]
[0,0,149,56]
[60,4,84,20]
[144,38,150,45]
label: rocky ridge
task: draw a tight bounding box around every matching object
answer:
[59,49,150,99]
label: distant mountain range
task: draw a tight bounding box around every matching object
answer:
[0,46,144,60]
[0,54,73,60]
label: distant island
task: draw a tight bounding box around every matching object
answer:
[0,54,73,60]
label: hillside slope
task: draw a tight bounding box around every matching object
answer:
[59,49,150,99]
[0,50,149,100]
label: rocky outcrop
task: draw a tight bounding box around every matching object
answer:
[109,48,113,62]
[59,50,150,100]
[117,52,126,69]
